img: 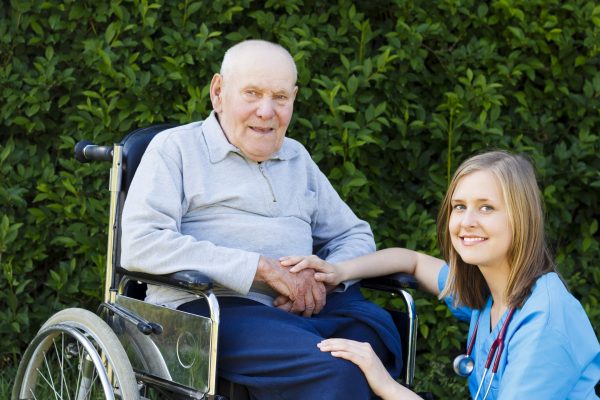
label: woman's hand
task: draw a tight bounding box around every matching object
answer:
[317,338,417,400]
[279,255,345,286]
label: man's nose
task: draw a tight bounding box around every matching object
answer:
[256,98,275,119]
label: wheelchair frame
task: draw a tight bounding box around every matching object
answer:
[12,125,421,400]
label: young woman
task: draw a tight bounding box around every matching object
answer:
[281,151,600,399]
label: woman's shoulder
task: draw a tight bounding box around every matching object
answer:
[524,272,575,313]
[521,272,594,337]
[504,273,600,400]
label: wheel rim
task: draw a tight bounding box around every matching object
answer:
[18,324,118,400]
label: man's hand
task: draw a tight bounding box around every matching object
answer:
[255,256,326,317]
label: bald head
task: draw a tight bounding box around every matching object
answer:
[209,40,298,162]
[219,40,298,84]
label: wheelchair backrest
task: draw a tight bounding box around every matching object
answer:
[112,123,222,397]
[120,123,178,194]
[115,123,177,293]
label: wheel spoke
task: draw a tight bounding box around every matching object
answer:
[74,343,104,400]
[74,344,84,400]
[35,364,64,399]
[43,346,60,399]
[15,309,138,400]
[53,333,73,400]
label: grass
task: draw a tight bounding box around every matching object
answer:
[0,361,17,399]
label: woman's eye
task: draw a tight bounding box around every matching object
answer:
[481,205,494,212]
[452,204,466,211]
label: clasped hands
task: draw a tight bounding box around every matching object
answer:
[256,255,339,317]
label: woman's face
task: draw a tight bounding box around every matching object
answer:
[449,170,512,272]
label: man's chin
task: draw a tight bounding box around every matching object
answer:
[243,144,282,162]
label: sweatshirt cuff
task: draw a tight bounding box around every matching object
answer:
[225,251,261,294]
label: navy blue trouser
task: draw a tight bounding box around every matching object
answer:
[178,284,402,400]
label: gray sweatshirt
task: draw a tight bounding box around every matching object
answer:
[120,112,375,308]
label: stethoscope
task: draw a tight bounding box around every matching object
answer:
[453,306,516,400]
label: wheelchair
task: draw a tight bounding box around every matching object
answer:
[12,124,421,400]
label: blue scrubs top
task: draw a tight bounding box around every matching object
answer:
[439,265,600,399]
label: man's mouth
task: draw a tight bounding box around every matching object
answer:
[250,126,275,133]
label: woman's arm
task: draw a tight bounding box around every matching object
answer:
[281,248,445,296]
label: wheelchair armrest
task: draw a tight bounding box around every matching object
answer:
[116,267,213,292]
[361,273,418,292]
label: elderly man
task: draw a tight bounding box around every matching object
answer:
[121,39,401,399]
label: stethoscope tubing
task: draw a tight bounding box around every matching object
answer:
[466,307,517,400]
[473,368,488,400]
[483,374,495,400]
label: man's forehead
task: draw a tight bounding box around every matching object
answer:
[226,60,296,92]
[238,76,296,92]
[224,45,297,86]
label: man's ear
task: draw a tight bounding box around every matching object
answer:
[210,73,223,112]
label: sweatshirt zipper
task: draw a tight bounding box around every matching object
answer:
[258,163,277,202]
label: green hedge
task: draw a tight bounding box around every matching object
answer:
[1,0,598,397]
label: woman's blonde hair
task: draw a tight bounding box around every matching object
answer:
[438,150,557,309]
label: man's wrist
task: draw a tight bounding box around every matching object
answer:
[255,256,267,282]
[255,255,277,283]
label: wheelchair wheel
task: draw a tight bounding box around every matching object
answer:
[12,308,139,400]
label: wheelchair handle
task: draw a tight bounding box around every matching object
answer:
[74,140,114,163]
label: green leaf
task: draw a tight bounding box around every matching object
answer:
[187,2,203,16]
[337,105,356,113]
[590,220,598,235]
[507,26,524,41]
[105,22,118,44]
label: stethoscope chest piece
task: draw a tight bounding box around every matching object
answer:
[453,307,517,400]
[453,353,475,377]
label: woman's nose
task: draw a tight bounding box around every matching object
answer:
[461,208,477,227]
